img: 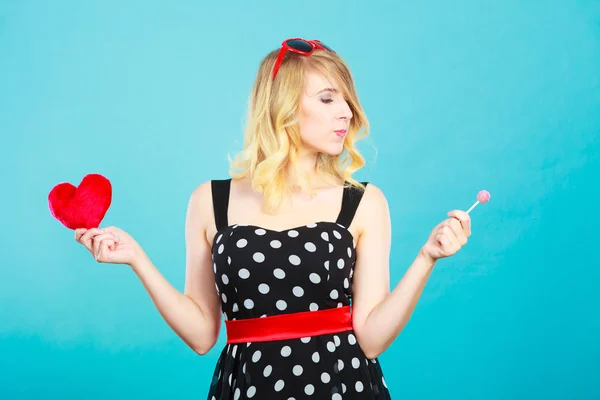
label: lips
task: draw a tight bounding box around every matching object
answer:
[334,129,347,137]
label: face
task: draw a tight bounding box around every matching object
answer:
[296,71,353,157]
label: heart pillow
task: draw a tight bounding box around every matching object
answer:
[48,173,112,230]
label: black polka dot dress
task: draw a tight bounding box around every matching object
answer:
[207,179,391,399]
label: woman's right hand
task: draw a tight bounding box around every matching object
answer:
[74,226,144,266]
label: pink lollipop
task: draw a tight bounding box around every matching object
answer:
[466,190,491,214]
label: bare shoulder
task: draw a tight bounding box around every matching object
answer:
[354,182,391,237]
[187,180,216,234]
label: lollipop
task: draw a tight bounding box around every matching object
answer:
[466,190,490,214]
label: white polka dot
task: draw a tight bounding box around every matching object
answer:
[352,357,360,368]
[222,274,229,284]
[221,293,227,303]
[293,365,303,376]
[355,381,364,392]
[329,243,334,253]
[234,388,240,400]
[292,286,304,297]
[239,269,250,279]
[276,300,287,310]
[253,252,265,263]
[244,299,254,309]
[337,302,343,308]
[216,234,223,243]
[309,273,321,284]
[255,228,266,235]
[321,372,331,383]
[348,333,357,345]
[321,232,329,241]
[300,337,311,343]
[337,359,344,371]
[213,263,216,273]
[247,386,256,398]
[275,380,285,392]
[330,289,339,299]
[218,244,224,254]
[252,350,261,362]
[281,346,292,357]
[344,278,349,289]
[232,303,239,312]
[334,335,341,347]
[304,242,316,252]
[309,303,319,311]
[327,341,336,352]
[312,352,320,362]
[347,247,352,257]
[270,240,282,248]
[288,230,299,237]
[342,383,347,393]
[304,384,315,395]
[307,223,317,228]
[289,255,301,265]
[227,256,231,264]
[273,268,285,279]
[324,261,329,270]
[259,283,270,294]
[337,259,345,269]
[333,230,342,239]
[263,365,272,377]
[332,394,342,400]
[236,239,247,248]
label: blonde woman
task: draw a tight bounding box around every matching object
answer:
[75,38,472,399]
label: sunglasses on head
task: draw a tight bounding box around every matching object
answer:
[272,38,335,80]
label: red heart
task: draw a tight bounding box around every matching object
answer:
[48,173,112,230]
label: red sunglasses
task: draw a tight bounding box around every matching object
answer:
[272,38,335,80]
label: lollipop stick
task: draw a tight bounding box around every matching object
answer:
[466,200,479,214]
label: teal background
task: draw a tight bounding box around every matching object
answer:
[1,0,599,398]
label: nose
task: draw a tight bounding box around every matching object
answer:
[337,101,353,121]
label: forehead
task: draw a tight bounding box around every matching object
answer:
[304,71,340,95]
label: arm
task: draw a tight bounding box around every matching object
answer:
[351,184,437,359]
[129,181,222,355]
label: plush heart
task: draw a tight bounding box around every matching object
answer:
[48,173,112,230]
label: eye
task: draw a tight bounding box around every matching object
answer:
[320,98,333,104]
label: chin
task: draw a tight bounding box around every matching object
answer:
[320,145,345,157]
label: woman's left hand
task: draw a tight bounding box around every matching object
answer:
[421,210,472,262]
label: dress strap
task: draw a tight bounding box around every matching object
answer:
[211,178,232,232]
[335,182,369,228]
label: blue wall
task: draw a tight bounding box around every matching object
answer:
[1,0,599,398]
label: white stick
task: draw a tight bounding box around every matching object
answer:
[466,200,479,214]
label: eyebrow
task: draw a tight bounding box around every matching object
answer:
[316,88,339,94]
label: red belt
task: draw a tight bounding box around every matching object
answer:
[225,306,353,344]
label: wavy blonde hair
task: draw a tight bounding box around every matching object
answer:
[229,44,370,214]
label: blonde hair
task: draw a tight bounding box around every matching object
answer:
[229,44,370,214]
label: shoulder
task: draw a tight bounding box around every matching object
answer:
[186,179,229,229]
[355,182,391,235]
[189,178,231,203]
[360,182,389,209]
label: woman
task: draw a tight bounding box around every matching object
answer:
[75,38,471,399]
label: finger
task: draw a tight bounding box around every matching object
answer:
[435,232,452,257]
[80,228,102,251]
[447,210,471,237]
[92,233,117,259]
[74,228,87,241]
[440,225,459,251]
[446,218,468,245]
[97,239,113,262]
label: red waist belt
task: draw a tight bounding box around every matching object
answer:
[225,306,353,344]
